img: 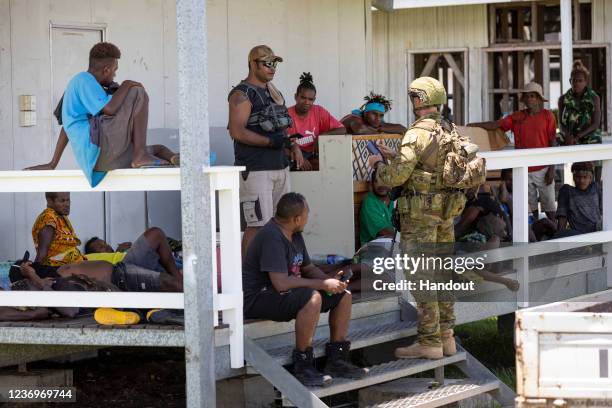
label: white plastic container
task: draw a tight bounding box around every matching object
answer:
[515,289,612,407]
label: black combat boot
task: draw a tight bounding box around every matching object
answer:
[292,347,332,387]
[323,341,370,379]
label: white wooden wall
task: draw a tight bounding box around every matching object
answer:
[591,0,608,43]
[371,4,488,126]
[0,0,370,260]
[0,0,179,260]
[207,0,368,128]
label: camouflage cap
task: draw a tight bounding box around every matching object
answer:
[248,45,283,63]
[409,76,447,107]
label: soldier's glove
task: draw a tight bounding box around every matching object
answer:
[268,134,286,149]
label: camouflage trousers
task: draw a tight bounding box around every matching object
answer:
[400,208,456,347]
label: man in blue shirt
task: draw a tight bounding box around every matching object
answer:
[28,42,178,186]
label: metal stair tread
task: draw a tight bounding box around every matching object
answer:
[310,352,467,398]
[365,379,500,408]
[264,320,418,365]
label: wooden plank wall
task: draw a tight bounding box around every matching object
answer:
[372,5,489,126]
[210,0,368,128]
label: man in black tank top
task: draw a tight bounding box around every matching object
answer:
[228,45,298,254]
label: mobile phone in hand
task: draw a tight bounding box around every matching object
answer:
[339,269,353,283]
[366,141,386,163]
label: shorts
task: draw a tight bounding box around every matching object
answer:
[94,86,147,171]
[239,168,290,227]
[111,263,161,292]
[528,167,556,212]
[244,287,345,322]
[123,233,164,273]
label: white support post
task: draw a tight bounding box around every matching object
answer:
[564,163,575,186]
[211,169,244,369]
[513,166,530,308]
[210,178,219,328]
[512,166,529,244]
[561,0,573,94]
[603,160,612,288]
[176,0,215,407]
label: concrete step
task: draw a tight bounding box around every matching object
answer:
[359,378,500,408]
[263,319,417,366]
[311,352,467,398]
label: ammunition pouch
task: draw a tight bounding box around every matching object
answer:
[442,192,467,219]
[405,168,435,194]
[248,103,293,133]
[442,152,486,189]
[398,191,466,221]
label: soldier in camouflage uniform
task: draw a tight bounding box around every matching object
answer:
[368,77,485,359]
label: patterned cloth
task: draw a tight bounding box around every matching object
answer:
[32,208,84,266]
[458,231,487,243]
[560,87,602,145]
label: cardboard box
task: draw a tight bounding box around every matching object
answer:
[457,126,509,152]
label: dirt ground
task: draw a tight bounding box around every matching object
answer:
[32,347,187,408]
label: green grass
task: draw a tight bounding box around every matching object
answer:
[455,317,516,390]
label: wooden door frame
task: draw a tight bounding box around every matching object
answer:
[406,48,469,125]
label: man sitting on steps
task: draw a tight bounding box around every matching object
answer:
[242,192,369,387]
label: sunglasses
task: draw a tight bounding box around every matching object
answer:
[257,60,278,69]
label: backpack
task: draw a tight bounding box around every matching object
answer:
[436,120,486,189]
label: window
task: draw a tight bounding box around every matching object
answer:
[484,1,608,131]
[490,1,592,44]
[407,50,468,125]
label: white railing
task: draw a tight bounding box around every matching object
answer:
[479,144,612,307]
[0,166,245,368]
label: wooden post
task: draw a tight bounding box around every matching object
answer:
[561,0,574,94]
[501,52,510,114]
[489,4,497,44]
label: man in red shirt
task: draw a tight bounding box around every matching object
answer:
[469,82,557,221]
[287,72,346,171]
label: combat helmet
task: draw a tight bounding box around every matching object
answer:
[408,76,447,107]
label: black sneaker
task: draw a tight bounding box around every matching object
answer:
[323,341,369,379]
[146,309,184,325]
[292,348,333,387]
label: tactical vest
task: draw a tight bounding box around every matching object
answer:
[230,81,293,133]
[227,81,291,171]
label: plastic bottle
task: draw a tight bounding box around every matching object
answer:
[311,254,351,265]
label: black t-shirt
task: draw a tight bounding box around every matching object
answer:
[228,81,289,171]
[557,183,602,233]
[242,219,311,309]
